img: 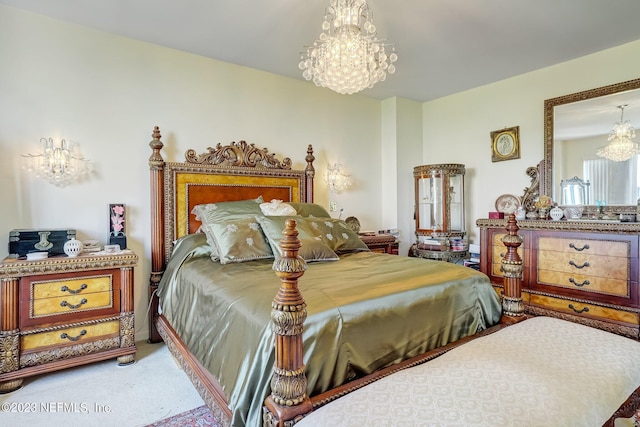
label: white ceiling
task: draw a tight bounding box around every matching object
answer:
[3,0,640,103]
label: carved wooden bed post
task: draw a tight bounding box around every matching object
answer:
[264,219,313,427]
[148,126,165,343]
[305,144,315,203]
[500,214,525,324]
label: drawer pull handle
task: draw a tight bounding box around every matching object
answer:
[569,243,590,252]
[60,298,88,310]
[569,278,591,287]
[569,260,590,269]
[60,330,87,342]
[568,304,589,314]
[60,284,88,294]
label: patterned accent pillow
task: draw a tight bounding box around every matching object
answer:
[191,196,264,225]
[305,218,370,253]
[288,202,332,218]
[255,215,339,262]
[202,217,273,264]
[259,199,297,216]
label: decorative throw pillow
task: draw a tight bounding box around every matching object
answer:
[192,196,264,226]
[202,217,273,264]
[259,199,297,216]
[305,218,370,253]
[255,215,339,262]
[288,202,332,218]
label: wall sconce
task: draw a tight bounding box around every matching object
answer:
[22,137,90,187]
[325,163,352,193]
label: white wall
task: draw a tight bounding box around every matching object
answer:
[422,39,640,245]
[0,6,384,341]
[381,97,423,256]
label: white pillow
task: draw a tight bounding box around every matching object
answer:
[259,199,297,216]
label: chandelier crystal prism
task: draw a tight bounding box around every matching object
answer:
[299,0,398,95]
[596,105,638,162]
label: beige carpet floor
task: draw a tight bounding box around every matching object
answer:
[0,341,205,426]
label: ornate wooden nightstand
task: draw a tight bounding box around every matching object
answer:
[0,251,138,393]
[359,234,399,255]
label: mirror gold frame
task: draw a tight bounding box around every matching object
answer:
[543,77,640,212]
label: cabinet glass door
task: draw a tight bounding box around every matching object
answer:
[414,164,465,234]
[449,174,464,231]
[417,175,444,232]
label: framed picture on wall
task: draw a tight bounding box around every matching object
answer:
[490,126,520,162]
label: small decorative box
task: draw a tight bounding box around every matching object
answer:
[9,229,76,257]
[488,212,505,219]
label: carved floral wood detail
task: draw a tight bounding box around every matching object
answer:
[185,141,293,170]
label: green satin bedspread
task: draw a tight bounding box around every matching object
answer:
[158,234,502,427]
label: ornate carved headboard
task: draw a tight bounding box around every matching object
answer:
[147,126,315,341]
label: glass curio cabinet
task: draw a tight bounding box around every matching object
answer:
[412,164,468,262]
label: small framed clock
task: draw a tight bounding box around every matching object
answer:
[490,126,520,162]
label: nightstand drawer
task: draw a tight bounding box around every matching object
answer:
[31,291,115,318]
[21,320,120,352]
[19,269,122,327]
[21,290,120,327]
[32,275,112,299]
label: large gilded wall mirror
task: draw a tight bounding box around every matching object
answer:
[544,77,640,213]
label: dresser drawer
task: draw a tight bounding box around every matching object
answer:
[538,236,629,257]
[538,250,629,281]
[529,293,638,325]
[537,270,629,297]
[21,320,120,353]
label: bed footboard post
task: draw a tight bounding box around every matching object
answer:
[264,219,313,426]
[500,213,525,324]
[304,145,315,203]
[148,126,165,343]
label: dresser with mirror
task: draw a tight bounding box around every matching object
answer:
[478,77,640,338]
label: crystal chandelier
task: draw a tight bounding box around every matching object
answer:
[326,163,352,193]
[22,138,90,187]
[596,105,638,162]
[299,0,398,95]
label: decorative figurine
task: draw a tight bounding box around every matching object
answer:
[109,203,127,249]
[345,216,361,233]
